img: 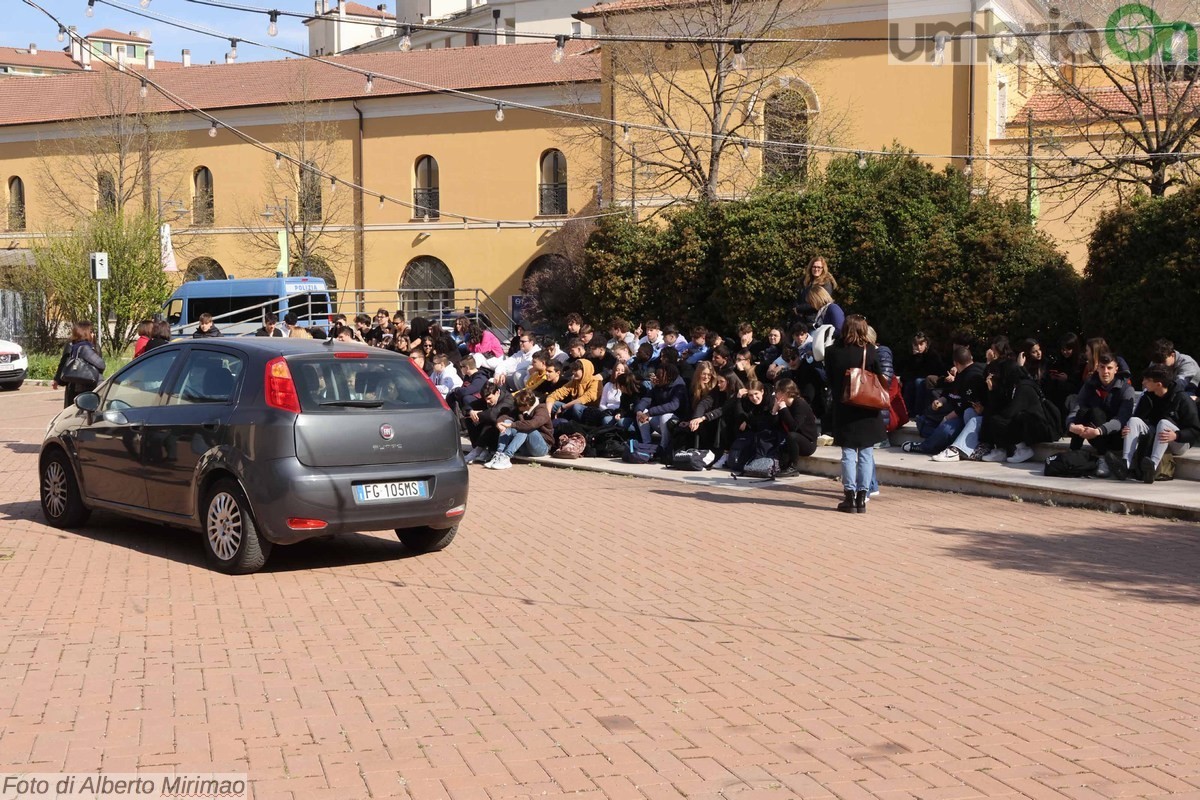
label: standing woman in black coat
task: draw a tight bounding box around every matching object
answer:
[52,321,106,408]
[824,314,885,513]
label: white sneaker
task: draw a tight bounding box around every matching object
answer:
[982,447,1007,463]
[816,434,835,447]
[490,453,513,470]
[463,446,485,464]
[702,450,717,467]
[931,447,962,462]
[482,453,500,469]
[1006,443,1035,463]
[869,489,880,498]
[712,453,729,469]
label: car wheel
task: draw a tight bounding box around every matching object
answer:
[40,449,91,528]
[202,478,272,574]
[396,524,458,553]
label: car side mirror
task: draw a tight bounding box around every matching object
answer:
[74,392,100,413]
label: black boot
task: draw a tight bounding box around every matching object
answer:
[837,489,856,513]
[855,491,868,513]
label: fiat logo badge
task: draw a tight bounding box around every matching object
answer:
[379,424,395,440]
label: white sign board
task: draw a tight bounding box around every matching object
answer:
[89,252,109,281]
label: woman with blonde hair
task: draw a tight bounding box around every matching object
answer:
[289,325,313,339]
[795,256,839,328]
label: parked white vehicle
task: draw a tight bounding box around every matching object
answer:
[0,338,28,390]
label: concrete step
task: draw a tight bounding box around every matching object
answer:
[888,421,1200,482]
[801,444,1200,521]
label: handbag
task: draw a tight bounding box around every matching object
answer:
[60,348,101,385]
[843,348,889,410]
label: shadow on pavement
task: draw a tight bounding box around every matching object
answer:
[648,485,842,512]
[3,442,42,454]
[932,523,1200,605]
[0,500,422,572]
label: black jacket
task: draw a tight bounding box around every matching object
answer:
[774,398,819,446]
[55,340,106,386]
[192,325,223,338]
[1132,385,1200,445]
[1066,373,1136,434]
[824,343,886,449]
[944,362,986,416]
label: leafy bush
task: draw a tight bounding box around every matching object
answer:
[577,151,1081,349]
[1083,186,1200,364]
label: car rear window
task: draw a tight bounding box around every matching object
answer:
[289,356,441,411]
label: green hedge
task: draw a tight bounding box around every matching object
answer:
[1083,185,1200,365]
[579,151,1081,349]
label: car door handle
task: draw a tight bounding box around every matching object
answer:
[201,420,220,431]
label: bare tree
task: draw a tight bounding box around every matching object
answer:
[238,68,352,287]
[36,70,184,223]
[574,0,832,208]
[994,0,1200,205]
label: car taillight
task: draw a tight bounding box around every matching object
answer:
[334,351,368,359]
[412,361,451,411]
[264,357,301,414]
[287,518,327,530]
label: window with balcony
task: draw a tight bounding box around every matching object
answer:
[414,155,440,220]
[538,149,567,215]
[7,176,26,231]
[763,89,810,183]
[193,166,214,225]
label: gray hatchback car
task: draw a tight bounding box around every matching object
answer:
[39,338,468,573]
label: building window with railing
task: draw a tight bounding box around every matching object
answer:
[538,149,567,216]
[763,89,810,184]
[299,161,322,223]
[7,176,25,231]
[97,171,117,212]
[193,166,214,226]
[414,155,440,220]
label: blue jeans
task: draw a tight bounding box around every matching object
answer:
[904,377,931,419]
[949,408,982,454]
[840,447,875,493]
[915,412,966,454]
[637,413,675,447]
[497,429,551,457]
[552,401,587,421]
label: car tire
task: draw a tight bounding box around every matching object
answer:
[396,524,458,553]
[202,478,272,574]
[40,448,91,528]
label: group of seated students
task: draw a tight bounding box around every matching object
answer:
[316,276,1199,485]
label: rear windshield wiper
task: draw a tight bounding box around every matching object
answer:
[318,400,385,408]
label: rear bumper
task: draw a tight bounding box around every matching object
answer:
[241,456,469,545]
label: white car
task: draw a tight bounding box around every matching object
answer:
[0,339,28,390]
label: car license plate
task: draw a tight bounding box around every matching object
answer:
[353,480,428,503]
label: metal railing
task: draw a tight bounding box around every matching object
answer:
[333,287,517,340]
[412,188,440,220]
[538,183,567,216]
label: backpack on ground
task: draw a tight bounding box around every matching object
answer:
[737,456,780,480]
[670,449,711,471]
[1130,435,1177,481]
[1043,449,1098,478]
[588,424,630,459]
[728,429,780,474]
[552,432,587,459]
[622,441,659,464]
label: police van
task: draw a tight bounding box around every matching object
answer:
[165,276,334,336]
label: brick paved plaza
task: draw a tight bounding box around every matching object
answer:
[2,388,1199,799]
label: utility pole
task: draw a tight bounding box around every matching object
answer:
[1026,110,1034,222]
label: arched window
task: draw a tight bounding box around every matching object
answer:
[7,177,25,231]
[538,150,568,215]
[97,171,117,212]
[398,256,454,319]
[185,257,226,282]
[193,166,214,226]
[414,156,440,220]
[299,162,322,223]
[763,89,810,183]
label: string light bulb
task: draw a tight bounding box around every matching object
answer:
[1171,29,1188,62]
[140,78,148,99]
[552,35,566,64]
[934,33,949,65]
[623,123,631,143]
[732,42,746,72]
[57,26,66,43]
[267,11,279,37]
[274,152,282,170]
[329,176,337,194]
[399,24,412,52]
[86,0,95,17]
[208,121,218,138]
[140,0,151,8]
[378,195,386,209]
[228,38,238,60]
[963,160,973,176]
[365,73,374,92]
[494,103,505,122]
[857,152,867,169]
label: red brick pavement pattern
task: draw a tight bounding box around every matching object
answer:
[2,388,1200,799]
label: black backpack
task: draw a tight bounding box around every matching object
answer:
[588,424,629,459]
[1044,449,1097,478]
[670,449,709,471]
